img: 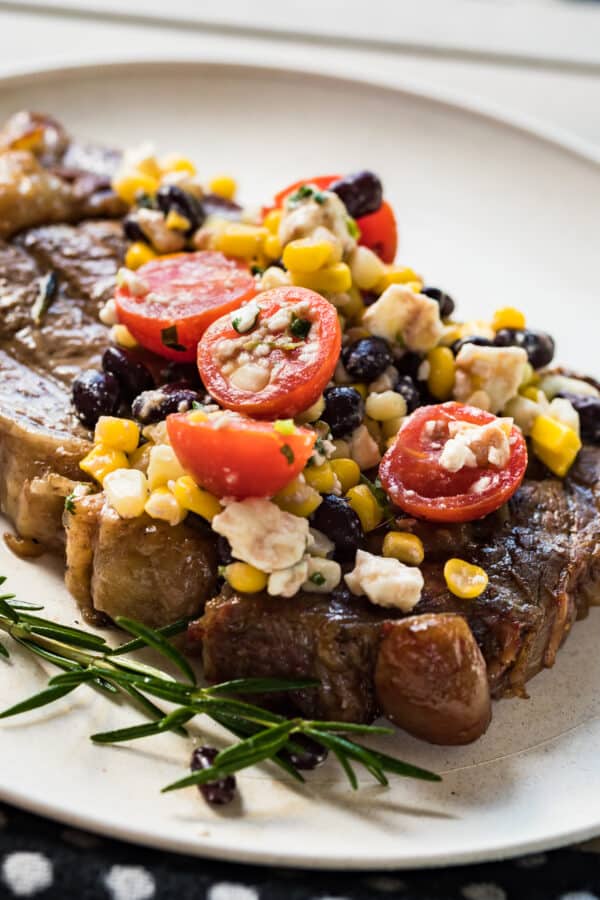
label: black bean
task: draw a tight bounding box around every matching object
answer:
[342,337,392,382]
[159,361,204,389]
[452,336,494,355]
[493,328,555,369]
[395,351,422,380]
[421,286,455,319]
[202,192,243,221]
[156,185,205,235]
[131,383,201,425]
[72,370,120,430]
[556,392,600,444]
[216,535,234,566]
[190,746,236,806]
[311,494,364,562]
[361,291,379,307]
[329,170,383,219]
[283,734,328,771]
[395,375,421,413]
[123,215,149,244]
[102,346,155,402]
[322,386,364,439]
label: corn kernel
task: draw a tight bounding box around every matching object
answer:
[260,266,291,290]
[165,209,191,232]
[375,266,420,293]
[282,239,333,273]
[94,417,140,454]
[530,414,581,477]
[172,475,222,521]
[263,234,283,260]
[386,435,397,449]
[103,468,149,519]
[110,324,139,349]
[520,385,541,402]
[330,458,360,494]
[350,382,368,400]
[381,415,405,439]
[159,154,197,175]
[215,224,267,259]
[346,484,383,532]
[365,390,406,422]
[350,246,385,290]
[295,394,325,424]
[427,346,455,400]
[112,172,159,206]
[274,477,322,517]
[125,241,156,270]
[304,462,336,494]
[263,209,282,234]
[144,487,187,526]
[129,442,152,473]
[290,262,352,294]
[492,306,526,331]
[80,444,129,485]
[343,288,366,322]
[444,558,488,599]
[147,444,187,491]
[224,561,268,594]
[330,439,351,460]
[519,362,535,389]
[383,531,425,565]
[209,175,237,201]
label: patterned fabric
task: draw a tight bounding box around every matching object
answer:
[1,802,599,899]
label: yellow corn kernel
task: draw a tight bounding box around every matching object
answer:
[381,415,404,439]
[492,306,526,332]
[260,266,290,290]
[290,262,352,294]
[209,175,237,201]
[129,441,152,473]
[282,239,333,273]
[215,224,267,259]
[350,382,368,400]
[224,561,268,594]
[165,209,191,232]
[125,241,156,270]
[264,233,283,260]
[112,172,159,206]
[530,414,582,478]
[439,323,464,346]
[520,385,540,402]
[187,409,209,424]
[273,477,322,517]
[364,416,382,443]
[342,288,366,322]
[172,476,222,521]
[159,153,197,176]
[375,266,420,293]
[350,246,385,290]
[386,435,397,449]
[365,390,406,422]
[427,346,455,400]
[103,468,149,519]
[80,444,129,485]
[110,324,139,349]
[94,417,140,454]
[304,462,336,494]
[519,362,535,389]
[330,458,360,494]
[295,394,325,424]
[144,487,187,526]
[346,484,383,532]
[444,558,488,599]
[263,208,282,234]
[147,444,187,491]
[383,531,425,565]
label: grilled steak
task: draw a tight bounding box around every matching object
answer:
[194,445,600,720]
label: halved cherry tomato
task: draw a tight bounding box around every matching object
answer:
[379,402,528,523]
[197,286,341,419]
[167,410,316,499]
[262,174,398,262]
[114,251,257,362]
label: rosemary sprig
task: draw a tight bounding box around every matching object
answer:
[0,580,440,798]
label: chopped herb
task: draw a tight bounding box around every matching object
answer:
[31,271,58,326]
[136,191,156,209]
[191,401,203,410]
[231,300,260,334]
[274,419,296,436]
[309,572,326,586]
[280,444,295,464]
[160,325,187,352]
[218,565,228,578]
[250,264,264,276]
[346,217,360,239]
[313,191,326,205]
[287,184,313,205]
[64,492,77,515]
[290,314,311,339]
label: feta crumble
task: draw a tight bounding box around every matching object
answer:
[362,285,443,352]
[212,498,309,572]
[453,344,527,413]
[345,550,423,612]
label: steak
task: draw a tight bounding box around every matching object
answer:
[194,445,600,721]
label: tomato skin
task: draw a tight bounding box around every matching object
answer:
[379,402,528,523]
[263,175,398,262]
[197,286,341,419]
[114,251,257,362]
[167,412,316,499]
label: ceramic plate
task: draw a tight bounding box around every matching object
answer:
[0,59,599,870]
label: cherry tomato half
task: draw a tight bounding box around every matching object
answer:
[263,174,398,262]
[379,402,528,523]
[115,251,257,362]
[197,286,341,419]
[167,411,316,499]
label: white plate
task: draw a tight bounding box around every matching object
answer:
[0,59,599,871]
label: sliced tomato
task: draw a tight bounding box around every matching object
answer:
[262,174,398,262]
[197,286,341,419]
[114,251,257,362]
[379,402,528,523]
[167,411,316,499]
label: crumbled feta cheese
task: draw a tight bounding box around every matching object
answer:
[99,298,118,326]
[308,527,335,558]
[212,498,309,572]
[303,557,342,593]
[116,268,149,296]
[147,444,187,491]
[136,208,185,254]
[453,344,527,413]
[539,373,599,400]
[348,424,381,470]
[267,558,309,598]
[103,468,149,519]
[362,285,443,352]
[279,190,355,256]
[231,299,261,334]
[345,550,423,612]
[438,419,512,473]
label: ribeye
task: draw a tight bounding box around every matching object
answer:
[194,446,600,720]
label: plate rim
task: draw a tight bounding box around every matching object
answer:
[0,54,599,870]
